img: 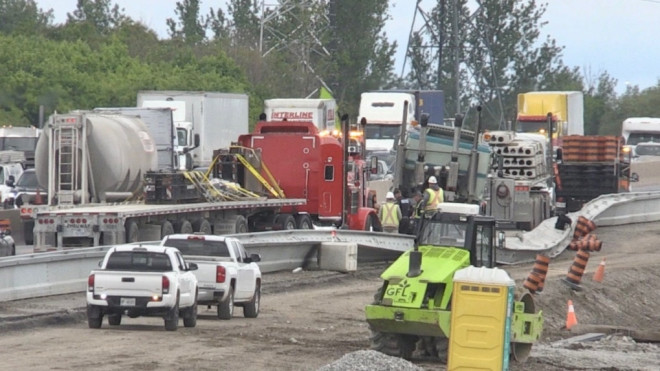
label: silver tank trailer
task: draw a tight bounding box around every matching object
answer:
[35,113,158,203]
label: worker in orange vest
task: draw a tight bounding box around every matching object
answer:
[378,191,402,233]
[421,176,444,214]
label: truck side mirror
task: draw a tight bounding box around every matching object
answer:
[194,134,200,147]
[370,156,378,174]
[188,262,199,271]
[5,175,15,188]
[247,253,261,263]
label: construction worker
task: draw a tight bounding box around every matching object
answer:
[421,176,444,214]
[394,188,412,233]
[410,190,424,235]
[378,191,402,233]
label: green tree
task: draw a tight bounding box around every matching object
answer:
[405,0,569,129]
[67,0,126,34]
[167,0,207,44]
[0,0,52,36]
[324,0,397,116]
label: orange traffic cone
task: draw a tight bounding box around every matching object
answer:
[566,300,578,330]
[593,257,606,283]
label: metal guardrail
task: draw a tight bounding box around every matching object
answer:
[497,191,660,264]
[0,230,414,302]
[3,191,660,301]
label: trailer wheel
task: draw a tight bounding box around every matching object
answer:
[234,216,248,234]
[125,220,139,243]
[176,219,193,234]
[274,214,296,230]
[295,214,313,229]
[161,221,174,238]
[193,218,212,234]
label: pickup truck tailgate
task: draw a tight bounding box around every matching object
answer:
[185,257,231,289]
[93,270,165,297]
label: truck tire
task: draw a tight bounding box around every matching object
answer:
[274,214,296,230]
[243,283,260,318]
[107,314,122,326]
[295,214,313,230]
[125,220,139,243]
[176,219,193,234]
[182,300,198,328]
[193,218,212,234]
[164,296,180,331]
[87,305,103,329]
[217,286,234,320]
[234,216,248,234]
[161,221,174,238]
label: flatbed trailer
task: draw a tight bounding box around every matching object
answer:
[33,198,306,250]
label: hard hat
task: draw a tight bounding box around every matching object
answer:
[386,191,395,199]
[428,176,438,184]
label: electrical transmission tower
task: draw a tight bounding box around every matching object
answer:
[258,0,335,96]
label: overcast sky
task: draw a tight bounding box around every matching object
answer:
[35,0,660,93]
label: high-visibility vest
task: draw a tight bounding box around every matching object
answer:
[425,187,444,211]
[380,202,400,227]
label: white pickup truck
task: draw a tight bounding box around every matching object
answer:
[160,234,262,320]
[86,244,199,331]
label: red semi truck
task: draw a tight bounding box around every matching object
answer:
[236,120,381,231]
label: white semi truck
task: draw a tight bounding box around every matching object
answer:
[137,91,249,169]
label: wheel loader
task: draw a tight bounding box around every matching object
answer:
[365,203,543,365]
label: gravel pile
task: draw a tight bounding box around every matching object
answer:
[317,350,425,371]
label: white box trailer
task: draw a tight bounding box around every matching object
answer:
[137,91,249,168]
[264,98,337,131]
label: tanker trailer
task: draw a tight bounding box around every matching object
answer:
[35,112,157,206]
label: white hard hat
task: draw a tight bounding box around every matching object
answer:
[428,176,438,184]
[386,191,395,199]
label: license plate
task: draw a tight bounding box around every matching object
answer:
[120,297,136,306]
[199,283,215,289]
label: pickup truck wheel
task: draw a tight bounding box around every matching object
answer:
[87,305,103,329]
[164,295,180,331]
[295,214,313,230]
[107,314,122,326]
[193,218,212,234]
[217,286,234,320]
[183,295,198,328]
[243,283,260,318]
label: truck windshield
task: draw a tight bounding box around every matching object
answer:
[627,133,660,146]
[106,251,172,272]
[365,125,400,140]
[516,121,556,134]
[0,137,37,151]
[163,238,230,257]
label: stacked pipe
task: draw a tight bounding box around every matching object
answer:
[485,131,546,180]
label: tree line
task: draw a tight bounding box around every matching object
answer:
[0,0,659,135]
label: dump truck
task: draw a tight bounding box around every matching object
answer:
[516,91,584,146]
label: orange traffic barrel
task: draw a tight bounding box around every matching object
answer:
[562,249,590,291]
